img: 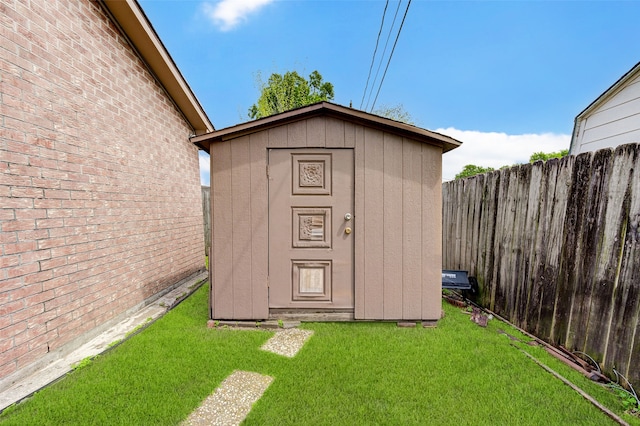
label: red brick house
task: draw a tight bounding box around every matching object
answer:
[0,0,212,380]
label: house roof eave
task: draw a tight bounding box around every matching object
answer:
[574,61,640,121]
[100,0,214,135]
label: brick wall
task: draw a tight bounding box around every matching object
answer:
[0,0,206,379]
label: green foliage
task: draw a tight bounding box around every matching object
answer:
[455,164,495,179]
[107,339,122,348]
[454,149,569,180]
[617,389,639,412]
[125,324,144,338]
[71,357,93,371]
[372,103,414,124]
[607,370,640,414]
[529,149,569,163]
[248,70,334,119]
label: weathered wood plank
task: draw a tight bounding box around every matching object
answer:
[462,179,476,272]
[585,148,629,361]
[442,183,451,267]
[493,167,516,317]
[538,156,572,339]
[569,149,612,353]
[457,179,470,271]
[469,174,484,276]
[442,181,456,269]
[596,145,637,371]
[553,152,592,345]
[480,171,499,308]
[510,164,531,324]
[453,178,463,270]
[522,161,544,331]
[604,144,640,379]
[201,185,211,256]
[527,159,556,336]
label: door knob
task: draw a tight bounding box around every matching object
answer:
[344,213,352,221]
[345,227,352,235]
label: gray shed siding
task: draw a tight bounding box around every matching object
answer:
[210,115,443,321]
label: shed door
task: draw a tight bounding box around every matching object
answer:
[268,148,354,310]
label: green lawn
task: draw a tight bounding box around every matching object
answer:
[1,284,637,425]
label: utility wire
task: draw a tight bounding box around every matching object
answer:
[370,0,411,112]
[359,1,389,110]
[364,0,402,112]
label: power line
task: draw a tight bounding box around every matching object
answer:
[359,1,389,110]
[364,1,403,112]
[370,0,411,112]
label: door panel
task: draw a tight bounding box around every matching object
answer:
[268,149,354,309]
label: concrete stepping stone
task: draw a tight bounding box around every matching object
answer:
[260,328,314,357]
[182,371,273,426]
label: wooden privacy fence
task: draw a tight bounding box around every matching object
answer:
[202,186,211,256]
[442,143,640,384]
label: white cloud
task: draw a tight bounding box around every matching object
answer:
[199,151,210,186]
[438,128,571,181]
[201,0,274,31]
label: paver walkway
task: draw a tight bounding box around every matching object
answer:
[182,371,273,426]
[183,327,314,425]
[261,328,314,357]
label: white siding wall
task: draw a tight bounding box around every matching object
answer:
[572,72,640,155]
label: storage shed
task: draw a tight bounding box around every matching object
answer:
[192,102,461,322]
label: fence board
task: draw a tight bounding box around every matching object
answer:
[585,149,629,361]
[511,165,531,323]
[554,153,591,344]
[202,186,211,256]
[522,161,544,331]
[481,172,499,308]
[539,156,572,340]
[603,145,640,375]
[443,143,640,384]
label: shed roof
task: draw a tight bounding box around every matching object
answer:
[101,0,213,135]
[191,102,462,153]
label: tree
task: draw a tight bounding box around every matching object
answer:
[248,70,334,119]
[455,164,495,180]
[454,149,569,180]
[529,149,569,163]
[373,103,414,125]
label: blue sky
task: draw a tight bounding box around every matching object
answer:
[138,0,640,182]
